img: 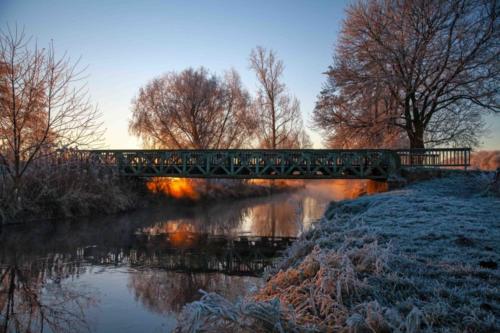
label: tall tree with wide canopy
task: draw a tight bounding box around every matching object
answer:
[314,0,499,149]
[130,67,257,149]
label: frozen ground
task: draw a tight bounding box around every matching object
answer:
[176,173,500,332]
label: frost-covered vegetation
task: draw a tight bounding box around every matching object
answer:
[175,291,307,333]
[0,158,141,223]
[470,151,500,171]
[0,163,301,224]
[176,173,500,332]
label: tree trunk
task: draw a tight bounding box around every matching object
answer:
[409,139,425,150]
[271,104,276,149]
[409,128,425,149]
[408,124,425,166]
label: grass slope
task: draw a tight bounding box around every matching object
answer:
[176,174,500,332]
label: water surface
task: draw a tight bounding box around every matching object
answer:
[0,180,370,332]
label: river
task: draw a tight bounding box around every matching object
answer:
[0,180,374,333]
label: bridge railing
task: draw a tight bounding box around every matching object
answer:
[395,148,471,169]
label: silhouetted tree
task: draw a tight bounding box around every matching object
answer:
[130,67,256,149]
[313,0,499,149]
[249,46,310,149]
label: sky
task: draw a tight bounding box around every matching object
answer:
[1,0,499,149]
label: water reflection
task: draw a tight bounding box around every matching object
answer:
[128,271,258,314]
[0,262,95,333]
[0,180,384,332]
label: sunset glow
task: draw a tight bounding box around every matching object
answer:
[146,177,199,200]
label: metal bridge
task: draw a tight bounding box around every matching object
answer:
[61,148,470,180]
[70,149,400,179]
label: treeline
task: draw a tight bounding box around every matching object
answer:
[0,27,313,222]
[128,0,499,151]
[129,46,310,150]
[470,151,500,171]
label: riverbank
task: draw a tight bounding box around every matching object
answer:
[176,173,500,332]
[0,175,304,224]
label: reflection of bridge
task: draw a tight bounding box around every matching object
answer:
[65,148,470,180]
[133,235,295,276]
[83,235,295,276]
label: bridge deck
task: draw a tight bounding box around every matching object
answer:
[72,149,402,180]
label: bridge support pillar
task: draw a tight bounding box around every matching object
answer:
[386,173,407,191]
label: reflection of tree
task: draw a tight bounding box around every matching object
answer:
[140,202,251,238]
[0,262,95,333]
[242,181,379,238]
[249,201,301,237]
[189,201,253,236]
[128,270,256,314]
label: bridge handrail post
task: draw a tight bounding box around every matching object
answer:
[464,148,471,171]
[115,151,124,175]
[388,150,401,180]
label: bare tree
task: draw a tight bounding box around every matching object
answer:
[249,46,310,149]
[313,0,499,149]
[129,67,256,149]
[0,26,103,191]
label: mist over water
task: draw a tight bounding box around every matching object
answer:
[0,180,384,332]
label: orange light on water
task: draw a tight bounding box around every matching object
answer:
[305,180,388,201]
[165,222,198,248]
[146,177,199,200]
[142,221,199,248]
[328,180,366,199]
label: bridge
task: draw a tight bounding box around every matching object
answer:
[62,148,470,180]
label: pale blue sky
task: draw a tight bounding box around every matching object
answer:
[1,0,499,149]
